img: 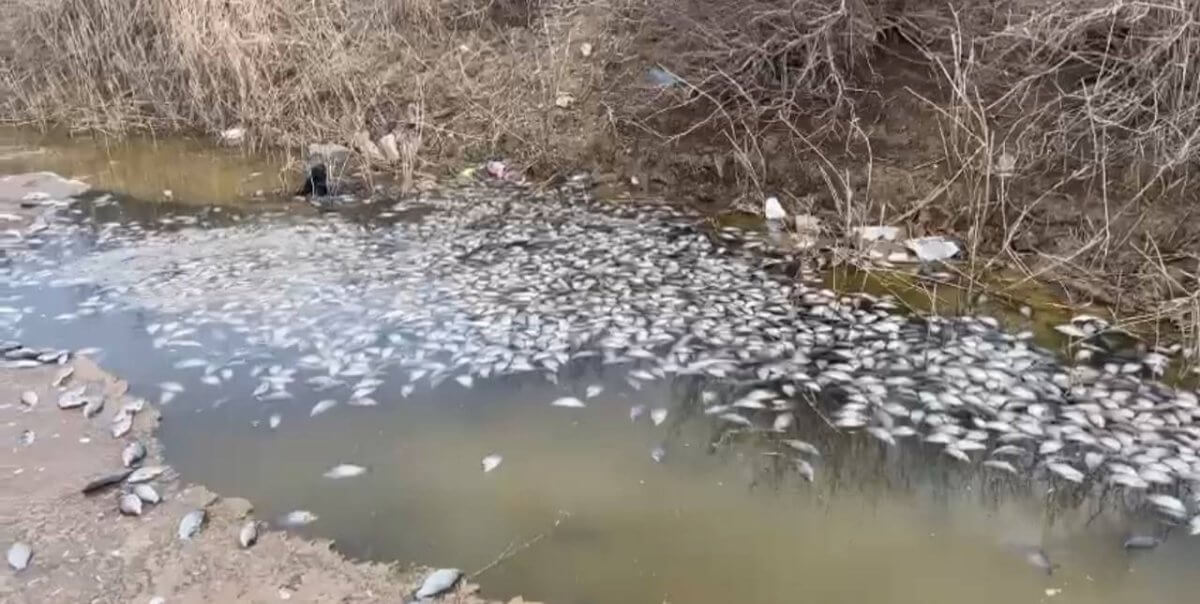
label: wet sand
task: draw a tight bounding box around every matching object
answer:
[0,360,513,603]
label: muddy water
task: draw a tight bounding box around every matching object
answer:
[3,131,1200,604]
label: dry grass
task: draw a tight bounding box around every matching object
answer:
[2,0,1200,350]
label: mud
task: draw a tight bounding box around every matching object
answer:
[0,360,515,603]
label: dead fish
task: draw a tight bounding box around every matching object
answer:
[52,366,73,387]
[310,399,337,416]
[551,396,585,409]
[119,493,144,516]
[159,381,185,393]
[111,410,133,438]
[82,469,133,494]
[122,398,146,415]
[126,465,166,483]
[83,396,104,418]
[651,446,666,463]
[629,404,646,422]
[238,520,259,549]
[982,460,1017,474]
[323,464,367,479]
[57,390,86,409]
[1047,462,1084,483]
[347,397,377,407]
[482,454,503,473]
[650,408,668,426]
[778,440,818,457]
[133,484,161,504]
[19,390,37,407]
[585,384,603,398]
[280,510,318,526]
[18,430,34,446]
[6,542,31,571]
[122,441,146,467]
[268,414,281,429]
[178,509,206,540]
[454,375,474,388]
[1024,548,1056,575]
[866,426,896,446]
[414,568,463,599]
[1189,515,1200,536]
[1146,494,1188,518]
[772,413,794,432]
[794,459,815,482]
[1122,535,1162,550]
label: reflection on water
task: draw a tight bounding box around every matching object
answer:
[0,127,287,204]
[2,132,1199,604]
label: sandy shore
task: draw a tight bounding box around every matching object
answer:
[1,359,513,603]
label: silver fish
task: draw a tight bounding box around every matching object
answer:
[482,454,503,473]
[122,441,147,467]
[126,465,166,483]
[310,399,337,416]
[280,510,318,526]
[19,390,37,407]
[83,396,104,418]
[111,410,133,438]
[119,493,143,516]
[178,509,206,540]
[551,396,585,409]
[323,464,367,479]
[585,384,604,398]
[238,520,260,549]
[7,542,31,571]
[268,414,281,429]
[415,568,463,599]
[82,469,133,494]
[650,408,668,426]
[133,484,161,504]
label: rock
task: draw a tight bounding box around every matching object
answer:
[415,568,463,599]
[554,93,575,109]
[579,42,593,57]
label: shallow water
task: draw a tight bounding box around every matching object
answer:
[3,131,1200,604]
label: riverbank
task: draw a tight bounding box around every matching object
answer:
[1,359,512,603]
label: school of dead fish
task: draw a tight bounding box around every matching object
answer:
[5,183,1200,577]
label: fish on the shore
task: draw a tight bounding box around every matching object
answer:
[126,465,166,483]
[414,568,463,599]
[238,520,260,548]
[82,469,133,494]
[19,390,37,407]
[133,484,161,504]
[119,493,144,516]
[178,509,206,540]
[122,441,147,468]
[111,410,133,438]
[6,542,31,571]
[83,396,104,418]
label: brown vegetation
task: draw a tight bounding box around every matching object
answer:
[1,0,1199,350]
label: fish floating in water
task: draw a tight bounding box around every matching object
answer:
[280,510,318,526]
[551,396,585,409]
[8,181,1200,536]
[482,454,503,473]
[322,464,367,479]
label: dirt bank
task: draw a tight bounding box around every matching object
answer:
[1,359,515,603]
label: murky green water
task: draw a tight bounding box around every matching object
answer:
[4,130,1199,604]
